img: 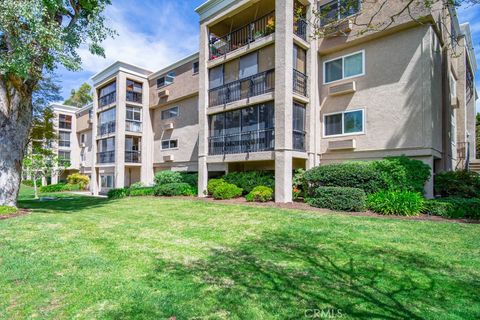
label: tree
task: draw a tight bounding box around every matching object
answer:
[0,0,114,207]
[64,82,93,107]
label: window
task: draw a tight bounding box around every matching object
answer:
[58,151,70,166]
[98,137,115,152]
[58,131,71,147]
[126,79,142,103]
[80,133,86,144]
[449,71,457,99]
[161,106,179,120]
[101,175,114,188]
[99,82,116,97]
[88,109,93,120]
[239,52,258,79]
[99,108,116,124]
[319,0,360,26]
[59,114,72,130]
[209,65,224,88]
[98,81,116,107]
[293,44,307,73]
[293,103,306,133]
[161,139,178,150]
[81,150,86,162]
[324,109,364,137]
[193,61,199,74]
[324,50,364,83]
[157,72,175,88]
[126,106,141,122]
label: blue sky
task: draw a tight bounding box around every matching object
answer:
[58,0,480,112]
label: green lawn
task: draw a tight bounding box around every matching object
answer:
[0,187,479,319]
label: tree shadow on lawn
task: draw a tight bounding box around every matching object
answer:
[18,195,110,214]
[107,230,480,319]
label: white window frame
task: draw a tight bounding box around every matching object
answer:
[157,71,176,89]
[161,139,178,150]
[126,106,142,122]
[161,106,179,120]
[323,108,365,138]
[101,175,115,189]
[323,50,365,84]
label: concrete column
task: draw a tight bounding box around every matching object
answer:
[141,79,154,186]
[91,90,99,195]
[115,73,126,188]
[421,156,435,199]
[51,173,58,185]
[197,23,210,197]
[274,0,294,203]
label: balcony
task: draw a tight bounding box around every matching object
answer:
[294,18,307,41]
[209,11,275,60]
[293,130,306,151]
[126,91,142,104]
[125,151,141,163]
[59,122,72,130]
[208,128,275,155]
[209,69,275,107]
[98,92,116,108]
[97,151,115,164]
[293,69,308,97]
[97,121,116,136]
[126,120,142,133]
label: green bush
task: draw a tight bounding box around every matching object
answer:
[39,183,80,193]
[367,191,424,216]
[213,183,243,200]
[246,186,274,202]
[292,169,306,200]
[223,171,274,194]
[155,183,196,197]
[107,188,130,199]
[67,173,90,190]
[129,182,145,190]
[306,187,366,212]
[0,206,17,215]
[154,171,183,186]
[435,171,480,198]
[129,187,155,197]
[180,173,198,187]
[436,198,480,219]
[207,178,226,195]
[422,200,454,217]
[304,162,384,195]
[22,179,42,187]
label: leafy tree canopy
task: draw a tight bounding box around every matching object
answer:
[64,82,93,107]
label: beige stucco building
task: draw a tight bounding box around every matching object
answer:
[49,0,477,200]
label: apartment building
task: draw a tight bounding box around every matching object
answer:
[49,0,477,200]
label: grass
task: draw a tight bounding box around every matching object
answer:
[0,187,479,319]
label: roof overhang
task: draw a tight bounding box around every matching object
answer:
[91,61,152,86]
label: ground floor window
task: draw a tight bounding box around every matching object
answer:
[101,175,114,189]
[324,109,364,137]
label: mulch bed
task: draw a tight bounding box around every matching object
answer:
[0,209,31,221]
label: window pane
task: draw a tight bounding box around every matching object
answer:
[258,103,274,130]
[242,107,258,132]
[170,140,178,148]
[344,110,363,133]
[325,114,342,136]
[344,52,363,78]
[293,103,306,132]
[239,52,258,79]
[99,108,116,124]
[209,113,224,136]
[325,59,343,83]
[339,0,360,18]
[225,110,240,135]
[157,78,165,88]
[293,45,306,73]
[320,1,338,26]
[209,65,224,88]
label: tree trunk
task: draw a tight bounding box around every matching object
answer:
[33,176,39,200]
[0,76,34,207]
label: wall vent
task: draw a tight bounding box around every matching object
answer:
[164,155,174,162]
[164,122,174,130]
[158,89,169,98]
[328,81,356,96]
[328,139,356,150]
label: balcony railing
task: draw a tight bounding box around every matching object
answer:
[209,11,275,60]
[294,18,308,40]
[126,91,142,104]
[208,128,275,155]
[98,92,116,108]
[293,131,306,151]
[126,120,142,133]
[97,151,115,164]
[125,151,141,163]
[209,69,275,107]
[59,141,71,148]
[293,69,308,97]
[59,122,72,130]
[97,121,116,136]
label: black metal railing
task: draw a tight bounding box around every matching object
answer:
[98,92,116,107]
[209,11,275,60]
[126,91,142,104]
[209,69,275,107]
[125,151,141,163]
[126,120,142,133]
[97,151,115,164]
[294,18,307,40]
[97,121,116,136]
[293,131,306,151]
[208,128,275,155]
[59,122,72,130]
[293,69,308,96]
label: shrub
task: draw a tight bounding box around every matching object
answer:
[180,173,198,187]
[155,183,196,197]
[207,178,226,195]
[67,173,90,190]
[306,187,366,212]
[422,200,454,217]
[39,183,80,193]
[436,198,480,219]
[129,187,155,197]
[246,186,274,202]
[304,162,384,195]
[292,169,306,200]
[129,182,145,190]
[0,206,17,215]
[435,171,480,198]
[213,183,243,200]
[367,191,424,216]
[22,179,42,187]
[107,188,130,199]
[223,171,274,194]
[154,171,183,186]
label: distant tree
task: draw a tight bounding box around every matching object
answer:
[64,82,93,107]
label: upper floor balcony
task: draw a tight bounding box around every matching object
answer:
[98,91,116,108]
[293,69,308,97]
[126,79,143,104]
[97,151,115,164]
[97,121,116,136]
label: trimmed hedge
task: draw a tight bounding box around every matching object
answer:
[39,183,80,193]
[129,182,145,190]
[129,187,155,197]
[207,179,226,195]
[367,191,424,216]
[246,186,274,202]
[436,198,480,219]
[154,171,183,186]
[423,200,454,217]
[223,171,274,194]
[213,183,243,200]
[155,183,196,197]
[435,171,480,198]
[107,188,130,199]
[306,187,366,212]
